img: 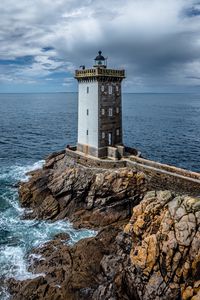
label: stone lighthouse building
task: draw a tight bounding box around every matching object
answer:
[75,51,125,159]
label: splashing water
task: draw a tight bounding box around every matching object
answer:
[0,161,96,299]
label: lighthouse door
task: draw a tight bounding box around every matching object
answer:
[108,133,112,146]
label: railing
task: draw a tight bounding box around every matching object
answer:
[75,68,125,78]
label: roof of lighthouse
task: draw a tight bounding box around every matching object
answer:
[95,51,105,61]
[75,50,125,80]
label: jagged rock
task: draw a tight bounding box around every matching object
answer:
[124,190,200,300]
[54,232,70,241]
[8,227,135,300]
[8,188,200,300]
[8,151,200,300]
[19,151,147,228]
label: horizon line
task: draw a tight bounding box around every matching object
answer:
[0,91,199,95]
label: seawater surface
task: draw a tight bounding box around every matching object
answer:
[1,92,200,171]
[0,92,200,298]
[0,93,94,299]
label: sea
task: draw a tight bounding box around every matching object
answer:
[0,92,200,299]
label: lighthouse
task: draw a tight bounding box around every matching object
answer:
[75,51,125,159]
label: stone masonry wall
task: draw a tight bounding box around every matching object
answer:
[126,161,200,197]
[66,148,200,196]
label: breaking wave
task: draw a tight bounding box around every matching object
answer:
[0,161,96,299]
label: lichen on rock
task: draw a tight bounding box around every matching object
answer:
[125,190,200,300]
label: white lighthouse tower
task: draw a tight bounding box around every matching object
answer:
[75,51,125,159]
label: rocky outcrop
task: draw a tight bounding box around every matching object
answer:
[8,226,133,300]
[9,190,200,300]
[8,151,200,300]
[124,190,200,300]
[19,151,147,228]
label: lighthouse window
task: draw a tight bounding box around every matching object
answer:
[116,129,120,136]
[101,85,104,92]
[86,109,89,115]
[108,85,112,94]
[86,130,88,135]
[87,86,89,93]
[108,133,112,145]
[102,108,105,115]
[116,107,119,113]
[102,132,105,139]
[108,108,113,116]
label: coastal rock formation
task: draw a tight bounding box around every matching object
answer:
[19,151,147,228]
[125,190,200,300]
[9,190,200,300]
[8,151,200,300]
[8,226,132,300]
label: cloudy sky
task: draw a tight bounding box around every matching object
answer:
[1,0,200,93]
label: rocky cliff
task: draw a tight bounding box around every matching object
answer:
[125,190,200,300]
[19,150,146,228]
[8,151,200,300]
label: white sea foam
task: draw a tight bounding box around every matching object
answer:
[0,217,96,281]
[29,253,44,261]
[0,287,10,300]
[0,160,45,182]
[0,160,96,287]
[0,245,44,281]
[1,189,24,213]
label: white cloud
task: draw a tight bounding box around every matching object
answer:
[1,0,200,91]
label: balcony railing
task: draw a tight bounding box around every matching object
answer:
[75,68,125,78]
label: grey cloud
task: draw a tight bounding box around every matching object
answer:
[1,0,200,91]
